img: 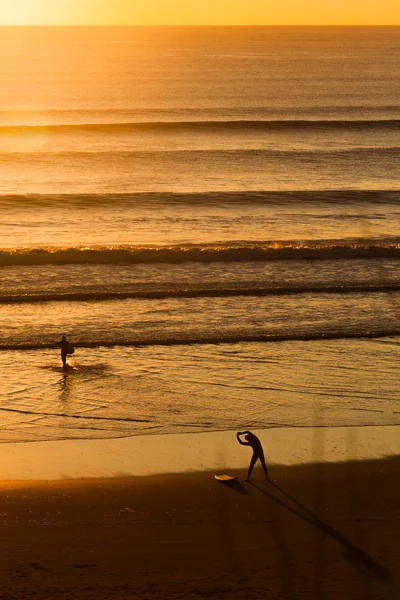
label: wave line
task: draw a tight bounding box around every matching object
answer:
[1,241,400,266]
[1,283,399,304]
[1,119,399,134]
[1,190,398,208]
[0,406,151,423]
[1,330,400,351]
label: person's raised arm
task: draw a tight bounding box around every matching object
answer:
[236,431,250,446]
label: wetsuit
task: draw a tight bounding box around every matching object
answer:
[60,339,70,367]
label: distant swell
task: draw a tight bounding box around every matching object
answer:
[1,329,399,351]
[1,284,399,304]
[1,119,399,134]
[1,241,400,266]
[1,190,398,208]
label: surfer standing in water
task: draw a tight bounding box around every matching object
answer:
[237,430,269,481]
[59,335,73,368]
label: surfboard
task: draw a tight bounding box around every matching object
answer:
[214,475,237,482]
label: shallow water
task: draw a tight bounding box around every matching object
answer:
[1,338,399,443]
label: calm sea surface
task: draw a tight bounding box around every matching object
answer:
[0,26,399,443]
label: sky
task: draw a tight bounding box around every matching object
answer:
[0,0,399,26]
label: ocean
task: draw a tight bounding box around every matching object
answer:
[0,26,399,444]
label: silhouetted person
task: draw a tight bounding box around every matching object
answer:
[60,335,70,368]
[237,430,269,481]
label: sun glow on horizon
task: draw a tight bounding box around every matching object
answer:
[0,0,399,26]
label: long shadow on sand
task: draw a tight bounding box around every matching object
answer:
[248,480,392,583]
[216,478,249,496]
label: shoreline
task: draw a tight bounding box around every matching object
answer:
[1,424,399,482]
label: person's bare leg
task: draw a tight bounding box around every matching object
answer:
[260,455,269,480]
[247,454,258,481]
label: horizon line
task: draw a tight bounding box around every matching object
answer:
[1,24,399,27]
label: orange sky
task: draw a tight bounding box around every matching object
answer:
[0,0,399,25]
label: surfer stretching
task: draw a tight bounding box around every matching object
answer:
[236,430,269,481]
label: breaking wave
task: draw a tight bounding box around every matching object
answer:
[1,240,400,266]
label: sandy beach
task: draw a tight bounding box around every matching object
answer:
[1,453,399,599]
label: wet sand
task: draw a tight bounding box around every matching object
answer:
[1,458,399,599]
[1,425,400,480]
